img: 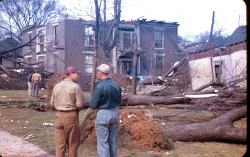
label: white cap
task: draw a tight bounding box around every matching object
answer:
[96,64,110,73]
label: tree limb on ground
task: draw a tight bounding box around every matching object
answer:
[164,105,247,143]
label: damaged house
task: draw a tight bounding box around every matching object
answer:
[21,19,179,90]
[113,19,179,76]
[182,25,247,90]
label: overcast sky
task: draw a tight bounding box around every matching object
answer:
[60,0,246,40]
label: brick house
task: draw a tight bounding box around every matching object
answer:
[113,19,179,76]
[21,19,179,91]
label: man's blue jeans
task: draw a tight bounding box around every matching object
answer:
[95,108,119,157]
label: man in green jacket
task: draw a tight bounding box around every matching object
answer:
[90,64,122,157]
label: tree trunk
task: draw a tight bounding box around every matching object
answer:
[131,52,138,94]
[82,95,189,108]
[164,106,247,143]
[122,95,190,106]
[138,78,182,86]
[162,58,188,78]
[131,31,139,94]
[90,0,100,96]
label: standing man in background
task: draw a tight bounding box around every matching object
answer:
[51,66,84,157]
[28,71,33,96]
[90,64,122,157]
[32,70,41,97]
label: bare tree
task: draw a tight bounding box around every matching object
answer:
[90,0,121,95]
[0,0,68,42]
[99,0,121,59]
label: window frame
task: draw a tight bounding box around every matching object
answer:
[119,31,134,51]
[36,28,46,53]
[28,32,32,51]
[84,25,94,46]
[154,52,165,73]
[154,28,164,50]
[83,51,94,74]
[37,54,46,68]
[53,25,58,47]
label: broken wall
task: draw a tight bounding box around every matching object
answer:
[189,50,247,90]
[189,57,213,90]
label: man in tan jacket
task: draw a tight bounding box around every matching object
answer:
[31,70,41,97]
[51,66,84,157]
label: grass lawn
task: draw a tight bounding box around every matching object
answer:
[0,107,246,157]
[0,90,46,105]
[0,90,247,156]
[0,90,89,105]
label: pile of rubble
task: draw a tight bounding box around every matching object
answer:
[0,66,50,90]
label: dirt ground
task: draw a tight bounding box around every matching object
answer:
[0,130,54,157]
[81,109,173,151]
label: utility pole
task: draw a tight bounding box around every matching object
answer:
[208,11,215,49]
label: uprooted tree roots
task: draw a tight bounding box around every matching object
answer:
[80,109,173,151]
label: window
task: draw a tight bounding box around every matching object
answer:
[156,55,163,70]
[119,32,134,51]
[37,55,46,67]
[54,26,58,40]
[37,29,45,53]
[53,26,58,46]
[154,53,165,74]
[85,26,94,46]
[214,65,220,79]
[28,33,32,51]
[155,29,164,49]
[39,35,45,52]
[213,61,225,83]
[37,55,45,62]
[39,30,44,35]
[85,54,93,74]
[123,33,134,51]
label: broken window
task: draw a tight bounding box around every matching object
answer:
[155,29,164,49]
[215,65,220,79]
[85,25,94,46]
[213,61,225,83]
[123,33,134,51]
[85,54,93,74]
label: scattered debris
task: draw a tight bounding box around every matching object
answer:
[24,134,34,139]
[43,122,54,127]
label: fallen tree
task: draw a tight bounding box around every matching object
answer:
[81,94,192,108]
[164,105,247,143]
[81,90,246,111]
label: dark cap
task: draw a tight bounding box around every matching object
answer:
[65,66,80,74]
